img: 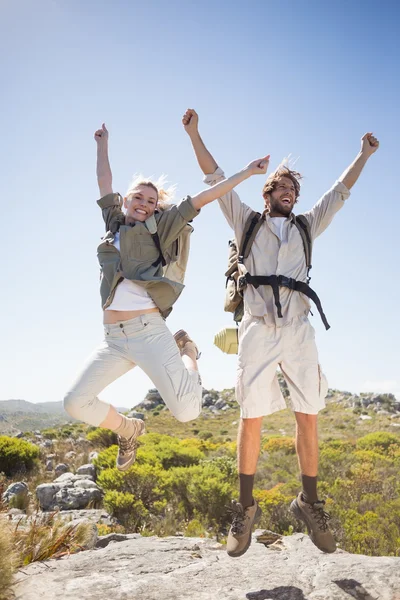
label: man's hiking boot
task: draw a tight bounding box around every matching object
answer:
[116,419,145,471]
[174,329,201,359]
[290,492,336,553]
[227,500,262,558]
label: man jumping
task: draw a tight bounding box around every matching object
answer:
[183,108,379,557]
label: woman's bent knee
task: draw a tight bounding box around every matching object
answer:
[63,390,84,421]
[173,397,202,423]
[63,390,109,426]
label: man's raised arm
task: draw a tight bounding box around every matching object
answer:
[339,132,379,190]
[94,123,113,197]
[182,109,219,176]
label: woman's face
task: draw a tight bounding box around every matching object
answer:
[124,184,158,224]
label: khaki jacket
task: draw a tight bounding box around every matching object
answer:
[97,193,199,317]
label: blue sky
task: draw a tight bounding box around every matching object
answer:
[1,0,399,408]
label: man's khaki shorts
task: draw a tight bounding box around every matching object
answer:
[236,312,328,418]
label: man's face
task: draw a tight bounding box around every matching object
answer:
[265,176,296,217]
[124,184,158,224]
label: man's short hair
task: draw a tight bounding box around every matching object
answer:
[262,165,303,200]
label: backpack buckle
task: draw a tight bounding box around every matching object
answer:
[278,275,296,290]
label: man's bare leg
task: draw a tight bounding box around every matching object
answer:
[294,412,319,503]
[237,417,263,508]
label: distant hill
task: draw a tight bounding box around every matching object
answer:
[1,380,398,438]
[0,400,128,435]
[0,400,75,435]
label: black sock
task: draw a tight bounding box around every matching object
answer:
[239,473,255,509]
[301,475,318,504]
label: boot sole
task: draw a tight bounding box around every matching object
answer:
[227,505,262,558]
[290,499,336,554]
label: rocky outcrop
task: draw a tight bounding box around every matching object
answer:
[36,473,103,511]
[12,532,400,600]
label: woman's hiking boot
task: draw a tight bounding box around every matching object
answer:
[116,419,145,471]
[290,492,336,553]
[174,329,201,359]
[226,500,262,558]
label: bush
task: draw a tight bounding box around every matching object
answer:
[357,432,400,454]
[86,428,118,448]
[263,436,295,455]
[0,436,40,476]
[199,431,213,440]
[103,491,148,530]
[185,519,206,537]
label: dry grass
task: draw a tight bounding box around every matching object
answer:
[13,512,94,564]
[0,519,17,600]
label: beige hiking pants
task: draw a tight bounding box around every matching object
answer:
[63,313,202,426]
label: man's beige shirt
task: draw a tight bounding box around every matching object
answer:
[204,168,350,326]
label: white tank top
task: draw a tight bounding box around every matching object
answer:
[105,232,157,311]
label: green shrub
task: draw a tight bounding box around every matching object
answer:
[263,436,295,455]
[185,519,206,537]
[0,436,40,476]
[357,432,400,454]
[103,491,148,530]
[86,428,118,448]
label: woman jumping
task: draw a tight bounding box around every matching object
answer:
[63,120,269,471]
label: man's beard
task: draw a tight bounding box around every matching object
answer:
[269,200,293,217]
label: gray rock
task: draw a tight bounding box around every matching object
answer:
[202,394,215,407]
[53,472,76,484]
[40,440,53,448]
[64,451,77,460]
[73,479,99,490]
[3,481,29,504]
[89,451,99,462]
[96,533,131,548]
[54,473,94,484]
[36,484,63,510]
[45,460,53,471]
[13,431,24,438]
[76,464,96,479]
[214,399,226,410]
[54,463,69,476]
[127,411,145,420]
[46,454,56,460]
[12,533,400,600]
[54,485,103,510]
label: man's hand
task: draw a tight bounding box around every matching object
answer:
[244,155,270,176]
[182,109,199,136]
[94,123,109,145]
[361,132,379,157]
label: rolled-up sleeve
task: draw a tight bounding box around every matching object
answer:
[97,193,125,233]
[203,167,252,232]
[158,196,200,248]
[303,181,350,239]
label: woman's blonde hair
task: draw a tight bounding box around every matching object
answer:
[126,174,176,211]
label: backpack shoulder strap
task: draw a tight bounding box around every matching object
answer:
[239,211,264,260]
[293,214,312,277]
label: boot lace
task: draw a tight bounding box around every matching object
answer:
[118,435,137,456]
[310,500,331,532]
[227,501,246,535]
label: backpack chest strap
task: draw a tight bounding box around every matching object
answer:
[242,273,330,330]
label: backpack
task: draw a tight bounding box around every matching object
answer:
[224,211,313,323]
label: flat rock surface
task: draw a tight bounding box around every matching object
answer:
[13,532,400,600]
